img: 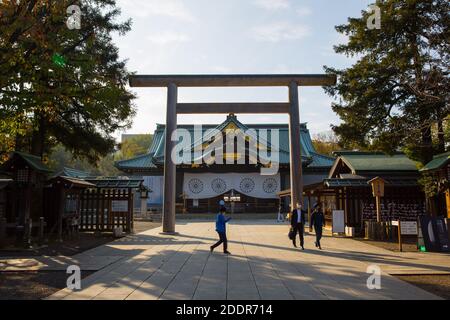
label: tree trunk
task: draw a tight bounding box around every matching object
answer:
[421,124,434,165]
[30,113,46,158]
[15,131,25,153]
[437,120,445,154]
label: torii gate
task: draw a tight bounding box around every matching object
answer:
[129,74,337,233]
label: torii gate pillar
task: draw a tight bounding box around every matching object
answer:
[162,83,178,233]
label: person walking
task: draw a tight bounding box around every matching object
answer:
[210,206,231,254]
[290,203,306,250]
[310,204,325,250]
[277,203,285,223]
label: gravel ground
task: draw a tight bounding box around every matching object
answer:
[0,232,116,258]
[358,237,450,299]
[0,221,161,300]
[396,275,450,300]
[0,271,94,300]
[355,238,418,252]
[0,221,161,258]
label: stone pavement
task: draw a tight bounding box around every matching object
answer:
[47,220,450,300]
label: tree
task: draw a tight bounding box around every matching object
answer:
[116,134,153,160]
[47,143,121,176]
[0,0,136,163]
[312,131,342,156]
[46,134,153,177]
[324,0,449,165]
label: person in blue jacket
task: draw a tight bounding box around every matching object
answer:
[210,206,231,254]
[310,204,325,250]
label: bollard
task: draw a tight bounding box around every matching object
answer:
[15,225,25,247]
[38,217,45,246]
[24,219,32,249]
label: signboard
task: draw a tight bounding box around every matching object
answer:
[368,177,385,197]
[332,210,345,234]
[111,200,128,212]
[400,221,418,235]
[392,220,418,251]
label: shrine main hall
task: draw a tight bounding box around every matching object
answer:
[116,114,334,214]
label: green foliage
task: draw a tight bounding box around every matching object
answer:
[324,0,449,165]
[116,135,153,161]
[47,143,120,176]
[418,171,450,198]
[418,174,439,198]
[47,134,153,176]
[0,0,136,163]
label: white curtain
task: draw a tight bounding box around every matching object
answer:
[183,173,280,199]
[143,176,163,205]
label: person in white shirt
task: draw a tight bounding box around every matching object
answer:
[277,203,285,223]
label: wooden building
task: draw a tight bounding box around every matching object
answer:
[0,175,13,221]
[0,152,52,233]
[0,150,149,241]
[303,151,426,234]
[115,114,335,214]
[420,151,450,218]
[80,178,147,233]
[44,176,95,240]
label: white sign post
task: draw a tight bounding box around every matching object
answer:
[392,220,418,252]
[400,221,418,235]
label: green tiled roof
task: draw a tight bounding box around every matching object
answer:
[420,152,450,172]
[52,167,90,179]
[334,151,418,173]
[309,152,336,168]
[47,176,96,188]
[115,153,158,170]
[2,151,53,173]
[116,115,335,171]
[85,178,144,188]
[324,178,419,188]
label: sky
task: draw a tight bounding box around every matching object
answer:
[112,0,373,141]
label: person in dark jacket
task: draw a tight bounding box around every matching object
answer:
[310,204,325,250]
[210,207,231,254]
[290,203,307,250]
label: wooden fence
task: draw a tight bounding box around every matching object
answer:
[79,189,133,233]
